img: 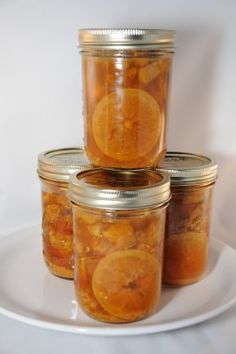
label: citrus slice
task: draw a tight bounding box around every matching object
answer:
[103,223,136,250]
[92,249,160,321]
[137,216,164,256]
[163,232,208,285]
[92,88,161,161]
[138,61,161,84]
[77,257,124,323]
[173,189,205,205]
[83,222,136,255]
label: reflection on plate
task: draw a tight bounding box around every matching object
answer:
[0,225,236,336]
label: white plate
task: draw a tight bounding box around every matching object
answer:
[0,225,236,336]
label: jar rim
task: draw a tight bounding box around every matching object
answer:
[79,28,176,50]
[156,152,218,186]
[69,168,171,210]
[37,147,91,183]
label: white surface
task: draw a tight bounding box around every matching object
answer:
[1,0,236,352]
[1,226,235,336]
[0,0,236,236]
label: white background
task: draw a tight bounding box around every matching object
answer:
[0,0,236,353]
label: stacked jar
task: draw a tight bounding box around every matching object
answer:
[69,168,170,322]
[79,28,175,168]
[157,152,217,286]
[38,147,90,279]
[37,28,218,324]
[67,29,175,322]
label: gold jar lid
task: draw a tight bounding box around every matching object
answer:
[157,152,218,186]
[38,147,90,183]
[79,28,175,50]
[69,168,170,210]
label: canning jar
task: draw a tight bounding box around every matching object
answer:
[157,152,218,286]
[69,169,170,323]
[37,147,90,279]
[79,28,175,168]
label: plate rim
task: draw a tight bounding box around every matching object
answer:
[0,226,236,336]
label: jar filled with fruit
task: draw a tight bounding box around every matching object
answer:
[38,147,90,279]
[157,152,218,286]
[69,168,170,322]
[79,28,175,168]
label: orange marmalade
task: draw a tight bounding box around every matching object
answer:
[157,152,218,286]
[38,147,89,279]
[79,28,175,168]
[69,169,170,322]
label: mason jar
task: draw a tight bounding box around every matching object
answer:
[69,169,170,323]
[79,28,175,168]
[157,152,218,286]
[37,147,90,279]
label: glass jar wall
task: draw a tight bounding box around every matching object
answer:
[163,183,214,285]
[69,168,170,322]
[38,147,89,279]
[157,152,218,286]
[79,29,175,168]
[40,178,74,278]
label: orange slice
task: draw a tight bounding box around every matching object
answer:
[173,189,204,205]
[84,222,136,255]
[138,61,161,84]
[48,230,72,252]
[137,216,164,256]
[77,209,98,225]
[92,88,161,161]
[103,223,136,250]
[43,192,69,209]
[44,204,61,223]
[77,257,124,323]
[92,249,160,321]
[163,232,208,285]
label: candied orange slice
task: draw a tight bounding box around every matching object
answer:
[92,249,160,321]
[103,223,136,249]
[92,88,161,161]
[44,204,61,222]
[173,190,204,205]
[48,231,72,251]
[43,192,69,209]
[77,257,124,323]
[84,222,136,255]
[77,209,98,225]
[163,232,207,285]
[138,61,161,84]
[137,217,164,255]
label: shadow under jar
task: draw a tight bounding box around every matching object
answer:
[157,152,218,286]
[37,147,90,279]
[79,28,175,168]
[69,169,170,323]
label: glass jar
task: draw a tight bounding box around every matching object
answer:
[37,147,90,279]
[157,152,218,286]
[79,28,175,168]
[69,169,170,323]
